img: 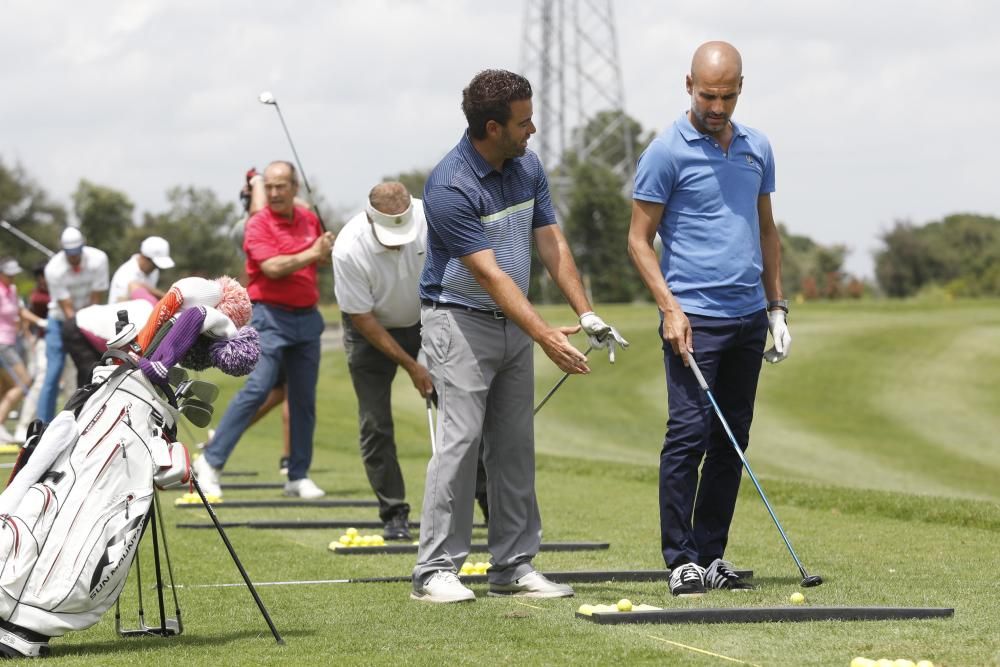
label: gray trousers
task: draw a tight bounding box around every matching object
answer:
[413,305,541,587]
[342,315,420,523]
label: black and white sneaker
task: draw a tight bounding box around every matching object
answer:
[669,562,706,597]
[704,558,754,591]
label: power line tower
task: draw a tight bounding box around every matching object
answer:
[520,0,635,215]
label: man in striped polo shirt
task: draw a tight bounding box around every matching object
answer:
[411,69,627,603]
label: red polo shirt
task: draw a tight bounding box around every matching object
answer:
[244,205,322,308]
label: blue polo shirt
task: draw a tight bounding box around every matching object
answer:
[419,132,556,310]
[633,112,775,318]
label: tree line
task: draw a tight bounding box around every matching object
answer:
[5,149,995,304]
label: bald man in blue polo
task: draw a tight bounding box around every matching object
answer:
[628,41,792,597]
[411,69,627,604]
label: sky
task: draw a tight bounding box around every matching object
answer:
[1,0,995,277]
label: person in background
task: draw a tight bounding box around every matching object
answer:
[108,236,175,304]
[0,258,46,442]
[193,161,334,499]
[37,228,109,423]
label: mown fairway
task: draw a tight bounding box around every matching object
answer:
[44,300,1000,665]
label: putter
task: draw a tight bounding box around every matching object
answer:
[685,352,823,588]
[0,219,54,258]
[257,91,328,231]
[533,345,593,415]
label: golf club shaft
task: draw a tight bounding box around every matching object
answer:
[425,397,436,454]
[0,219,54,258]
[533,344,593,415]
[190,474,285,644]
[686,353,815,581]
[270,103,328,231]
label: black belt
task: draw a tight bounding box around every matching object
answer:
[252,301,317,315]
[421,299,505,320]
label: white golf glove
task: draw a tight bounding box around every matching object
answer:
[579,311,629,364]
[764,310,792,364]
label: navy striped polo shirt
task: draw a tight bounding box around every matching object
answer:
[418,132,556,310]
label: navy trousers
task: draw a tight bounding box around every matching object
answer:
[659,310,768,569]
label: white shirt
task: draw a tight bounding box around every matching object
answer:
[75,299,154,342]
[333,199,426,329]
[109,255,160,303]
[44,246,110,320]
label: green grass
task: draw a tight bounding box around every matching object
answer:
[38,300,1000,665]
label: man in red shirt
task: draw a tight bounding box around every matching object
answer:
[194,161,335,498]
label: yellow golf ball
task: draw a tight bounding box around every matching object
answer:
[345,527,359,537]
[338,535,351,545]
[577,604,594,616]
[616,599,633,612]
[850,659,875,667]
[789,592,805,604]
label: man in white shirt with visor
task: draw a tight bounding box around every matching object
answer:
[333,181,433,541]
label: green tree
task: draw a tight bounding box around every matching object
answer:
[875,214,1000,297]
[73,180,135,267]
[0,158,67,264]
[563,162,640,303]
[384,169,430,199]
[139,186,244,282]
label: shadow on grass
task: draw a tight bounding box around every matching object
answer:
[55,628,317,659]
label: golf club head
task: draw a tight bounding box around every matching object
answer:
[167,366,189,388]
[801,575,824,588]
[175,379,219,405]
[117,617,182,637]
[258,90,276,105]
[179,398,213,428]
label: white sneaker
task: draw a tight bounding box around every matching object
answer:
[283,477,325,499]
[0,425,19,444]
[411,571,476,603]
[192,455,223,498]
[488,570,574,598]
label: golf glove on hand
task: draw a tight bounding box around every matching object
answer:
[579,311,629,364]
[764,310,792,364]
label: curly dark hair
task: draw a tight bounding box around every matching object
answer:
[462,70,533,139]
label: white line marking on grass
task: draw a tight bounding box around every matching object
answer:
[177,579,354,589]
[644,634,761,666]
[513,600,545,610]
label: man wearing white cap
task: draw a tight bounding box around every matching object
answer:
[37,227,109,423]
[108,236,175,304]
[333,182,431,540]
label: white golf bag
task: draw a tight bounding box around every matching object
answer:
[0,363,189,658]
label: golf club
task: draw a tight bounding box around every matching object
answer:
[533,345,593,415]
[685,352,823,588]
[425,396,436,455]
[257,91,328,231]
[0,220,54,258]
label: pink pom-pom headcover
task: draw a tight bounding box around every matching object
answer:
[135,276,259,385]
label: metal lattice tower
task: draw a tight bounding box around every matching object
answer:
[520,0,635,211]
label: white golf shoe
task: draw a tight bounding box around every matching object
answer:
[192,454,223,498]
[411,571,475,603]
[488,571,574,598]
[283,477,325,499]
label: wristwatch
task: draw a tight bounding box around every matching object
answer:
[767,299,789,313]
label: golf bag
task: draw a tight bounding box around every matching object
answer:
[0,363,189,658]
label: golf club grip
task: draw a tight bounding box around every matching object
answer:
[685,353,710,390]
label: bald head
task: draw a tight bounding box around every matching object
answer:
[690,41,742,84]
[369,181,411,215]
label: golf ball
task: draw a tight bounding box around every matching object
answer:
[345,527,359,537]
[616,598,633,612]
[850,659,875,667]
[789,592,805,604]
[577,604,594,616]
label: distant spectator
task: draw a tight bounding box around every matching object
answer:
[108,236,175,304]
